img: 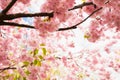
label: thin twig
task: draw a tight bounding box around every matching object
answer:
[58,7,102,31]
[0,65,27,73]
[68,2,96,11]
[57,26,77,31]
[2,0,17,14]
[0,55,79,73]
[0,67,16,73]
[0,22,35,28]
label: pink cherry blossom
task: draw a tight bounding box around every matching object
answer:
[0,0,120,80]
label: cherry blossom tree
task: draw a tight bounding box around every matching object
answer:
[0,0,120,80]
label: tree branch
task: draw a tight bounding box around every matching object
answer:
[0,65,27,73]
[68,2,96,11]
[57,26,77,31]
[0,1,100,30]
[1,12,53,20]
[0,21,35,28]
[0,67,16,73]
[1,0,17,14]
[58,7,102,31]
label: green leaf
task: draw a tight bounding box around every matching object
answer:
[37,61,41,66]
[24,70,31,75]
[33,59,41,66]
[40,43,45,46]
[23,77,27,80]
[39,55,43,60]
[33,59,37,65]
[14,77,17,80]
[42,48,47,56]
[14,73,20,80]
[34,48,39,56]
[23,61,29,66]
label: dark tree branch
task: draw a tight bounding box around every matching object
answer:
[58,7,102,31]
[68,2,96,11]
[0,65,27,73]
[1,0,17,14]
[71,7,102,27]
[0,67,16,73]
[1,12,53,20]
[0,22,35,28]
[0,1,100,31]
[57,26,77,31]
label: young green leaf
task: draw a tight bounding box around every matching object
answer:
[14,73,20,80]
[42,48,47,56]
[23,77,27,80]
[24,70,31,75]
[34,48,39,56]
[23,61,29,66]
[40,43,45,46]
[39,55,43,60]
[33,59,41,66]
